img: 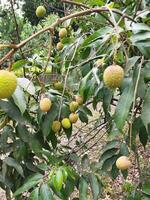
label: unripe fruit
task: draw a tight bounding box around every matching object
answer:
[95,58,104,67]
[103,65,124,89]
[69,113,78,123]
[36,6,46,18]
[75,95,84,105]
[116,156,131,170]
[54,81,63,90]
[59,28,67,39]
[40,98,52,112]
[0,70,17,99]
[52,121,61,133]
[56,42,63,51]
[69,101,79,112]
[61,118,71,129]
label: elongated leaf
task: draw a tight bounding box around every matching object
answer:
[102,140,120,153]
[79,177,88,200]
[53,169,63,191]
[3,157,24,177]
[141,88,150,131]
[14,173,43,196]
[28,188,39,200]
[12,59,28,70]
[89,173,100,200]
[115,84,134,130]
[17,78,35,95]
[0,99,29,125]
[40,184,54,200]
[12,86,26,114]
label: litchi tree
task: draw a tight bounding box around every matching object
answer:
[0,0,150,199]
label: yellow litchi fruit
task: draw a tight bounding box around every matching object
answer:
[0,70,17,99]
[69,101,79,112]
[69,113,78,123]
[61,118,71,129]
[103,65,124,89]
[59,28,67,39]
[40,98,52,112]
[52,121,61,133]
[116,156,131,170]
[56,42,63,51]
[75,95,84,105]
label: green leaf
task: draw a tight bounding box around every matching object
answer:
[142,181,150,196]
[141,88,150,131]
[78,110,88,123]
[79,177,88,200]
[12,59,28,70]
[99,148,119,168]
[63,125,72,140]
[139,125,148,148]
[16,124,30,143]
[102,155,118,171]
[3,157,24,177]
[89,173,100,200]
[41,103,58,137]
[14,173,43,196]
[115,84,134,131]
[40,184,54,200]
[28,188,39,200]
[53,169,63,191]
[12,86,26,114]
[102,140,120,153]
[0,99,29,125]
[125,56,140,72]
[17,78,35,95]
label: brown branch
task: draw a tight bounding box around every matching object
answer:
[61,0,89,9]
[0,7,135,65]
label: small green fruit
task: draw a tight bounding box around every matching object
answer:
[103,65,124,89]
[52,121,61,133]
[36,6,46,18]
[69,101,79,112]
[0,70,17,99]
[61,118,71,129]
[54,81,63,90]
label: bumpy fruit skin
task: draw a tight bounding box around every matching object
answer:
[36,6,46,18]
[0,70,17,99]
[69,113,78,123]
[52,121,61,133]
[69,101,79,112]
[95,58,104,67]
[103,65,124,89]
[61,118,71,129]
[40,98,52,112]
[75,95,84,105]
[116,156,131,170]
[54,81,63,90]
[56,42,63,51]
[59,28,67,39]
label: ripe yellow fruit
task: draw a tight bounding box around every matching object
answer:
[116,156,131,170]
[61,118,71,129]
[69,101,79,112]
[59,28,67,39]
[54,81,63,90]
[69,113,78,123]
[103,65,124,89]
[52,121,61,133]
[0,70,17,99]
[36,6,46,18]
[40,98,52,112]
[75,95,84,105]
[56,42,63,51]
